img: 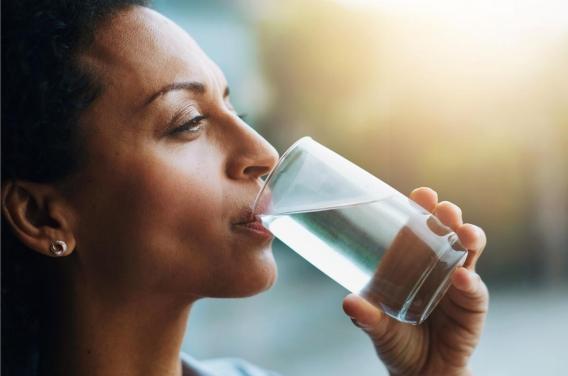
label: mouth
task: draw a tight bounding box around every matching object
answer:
[232,208,273,240]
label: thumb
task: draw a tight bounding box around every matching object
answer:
[342,294,391,340]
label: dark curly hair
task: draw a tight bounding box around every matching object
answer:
[1,1,149,374]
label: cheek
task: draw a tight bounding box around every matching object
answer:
[73,146,228,291]
[136,158,222,230]
[111,156,277,297]
[120,154,226,266]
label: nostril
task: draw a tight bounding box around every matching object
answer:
[243,165,271,179]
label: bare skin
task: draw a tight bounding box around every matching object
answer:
[1,6,488,376]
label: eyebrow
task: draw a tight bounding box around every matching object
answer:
[144,81,230,106]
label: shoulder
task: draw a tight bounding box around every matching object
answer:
[181,352,281,376]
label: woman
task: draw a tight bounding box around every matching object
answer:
[1,1,488,375]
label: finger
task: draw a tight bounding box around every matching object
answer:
[451,267,481,294]
[433,201,463,230]
[455,224,487,270]
[342,294,390,339]
[409,187,438,213]
[447,267,489,314]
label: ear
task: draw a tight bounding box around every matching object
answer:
[1,180,77,257]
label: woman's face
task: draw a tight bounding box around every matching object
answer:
[63,6,279,299]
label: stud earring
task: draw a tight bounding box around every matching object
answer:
[49,240,68,256]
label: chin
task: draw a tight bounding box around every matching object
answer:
[195,244,279,298]
[218,252,278,298]
[237,258,278,298]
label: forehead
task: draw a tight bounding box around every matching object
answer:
[81,6,225,105]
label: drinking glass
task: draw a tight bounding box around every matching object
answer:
[252,137,467,324]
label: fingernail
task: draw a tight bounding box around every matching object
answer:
[351,318,364,328]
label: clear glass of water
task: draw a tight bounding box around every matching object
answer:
[252,137,468,324]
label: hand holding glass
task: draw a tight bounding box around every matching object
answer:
[253,137,467,324]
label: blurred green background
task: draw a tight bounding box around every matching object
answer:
[154,0,568,374]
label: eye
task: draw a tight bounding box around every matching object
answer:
[171,115,207,134]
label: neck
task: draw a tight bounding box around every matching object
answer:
[41,264,195,376]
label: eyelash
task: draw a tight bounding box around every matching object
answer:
[172,115,207,134]
[171,113,248,135]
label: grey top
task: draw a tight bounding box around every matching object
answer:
[27,351,280,376]
[181,353,281,376]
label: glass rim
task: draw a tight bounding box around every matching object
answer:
[252,136,314,214]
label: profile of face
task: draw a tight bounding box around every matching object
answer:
[47,7,279,300]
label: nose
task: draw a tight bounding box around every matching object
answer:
[225,120,279,181]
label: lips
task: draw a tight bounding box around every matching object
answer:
[233,208,259,226]
[235,188,272,223]
[233,192,274,239]
[232,209,272,239]
[235,216,270,232]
